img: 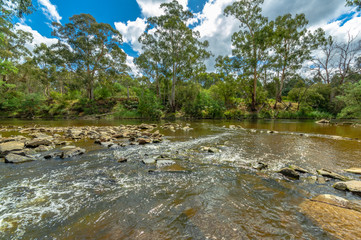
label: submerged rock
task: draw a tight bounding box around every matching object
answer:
[60,147,85,159]
[142,158,156,164]
[253,162,268,171]
[156,160,176,168]
[300,194,361,240]
[117,157,128,163]
[334,181,361,193]
[4,153,35,164]
[317,169,351,181]
[278,168,300,180]
[138,138,151,145]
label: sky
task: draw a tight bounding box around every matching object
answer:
[15,0,361,74]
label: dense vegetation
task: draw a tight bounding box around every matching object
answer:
[0,0,360,119]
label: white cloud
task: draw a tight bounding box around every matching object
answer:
[126,55,141,76]
[15,24,58,51]
[114,18,147,53]
[191,0,356,72]
[136,0,188,17]
[38,0,62,23]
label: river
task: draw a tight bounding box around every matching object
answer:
[0,119,361,239]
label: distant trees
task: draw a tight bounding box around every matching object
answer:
[52,14,127,100]
[137,0,210,112]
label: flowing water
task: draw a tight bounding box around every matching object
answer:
[1,119,361,239]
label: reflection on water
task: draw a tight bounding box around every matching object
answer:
[0,120,360,239]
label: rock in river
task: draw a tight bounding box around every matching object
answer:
[334,181,361,193]
[344,168,361,175]
[278,168,300,180]
[0,141,25,157]
[60,147,85,159]
[4,153,35,164]
[26,138,52,148]
[317,169,351,181]
[300,194,361,240]
[156,160,176,168]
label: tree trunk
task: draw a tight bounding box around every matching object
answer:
[251,68,257,112]
[171,64,177,112]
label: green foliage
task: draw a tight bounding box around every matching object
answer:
[113,103,141,119]
[337,81,361,118]
[136,89,163,119]
[183,90,225,118]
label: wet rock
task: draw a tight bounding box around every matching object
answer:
[305,176,317,184]
[4,153,35,164]
[0,141,25,157]
[156,160,176,168]
[316,119,330,124]
[317,169,351,181]
[44,152,62,160]
[117,157,127,163]
[317,176,327,184]
[149,163,191,174]
[334,181,361,193]
[200,146,219,153]
[60,147,85,159]
[289,165,309,173]
[142,158,156,164]
[278,168,300,180]
[253,162,268,171]
[138,138,151,145]
[344,168,361,175]
[34,145,53,152]
[100,142,115,148]
[300,194,361,240]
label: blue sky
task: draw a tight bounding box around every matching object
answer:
[16,0,360,73]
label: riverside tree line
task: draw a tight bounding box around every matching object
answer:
[0,0,361,119]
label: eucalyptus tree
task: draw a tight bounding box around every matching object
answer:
[346,0,361,10]
[269,13,315,107]
[138,0,210,112]
[52,14,127,100]
[224,0,271,111]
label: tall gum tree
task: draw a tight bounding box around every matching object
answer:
[269,13,315,107]
[52,14,127,100]
[224,0,270,112]
[138,0,210,112]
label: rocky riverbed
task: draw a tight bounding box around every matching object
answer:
[1,120,361,239]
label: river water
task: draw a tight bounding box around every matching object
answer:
[0,119,361,239]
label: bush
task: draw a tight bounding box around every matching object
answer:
[337,81,361,119]
[136,89,163,119]
[183,90,225,118]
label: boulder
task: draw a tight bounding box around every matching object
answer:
[0,141,25,157]
[300,194,361,240]
[26,138,52,148]
[60,147,85,159]
[344,168,361,175]
[317,169,351,181]
[289,165,309,173]
[4,153,35,164]
[138,138,151,145]
[278,168,300,180]
[334,181,361,193]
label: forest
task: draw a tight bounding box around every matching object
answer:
[1,0,361,119]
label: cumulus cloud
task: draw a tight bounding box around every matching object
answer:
[191,0,355,71]
[38,0,62,23]
[115,18,147,53]
[15,24,58,51]
[126,55,141,76]
[136,0,188,17]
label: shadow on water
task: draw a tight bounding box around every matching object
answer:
[0,119,360,239]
